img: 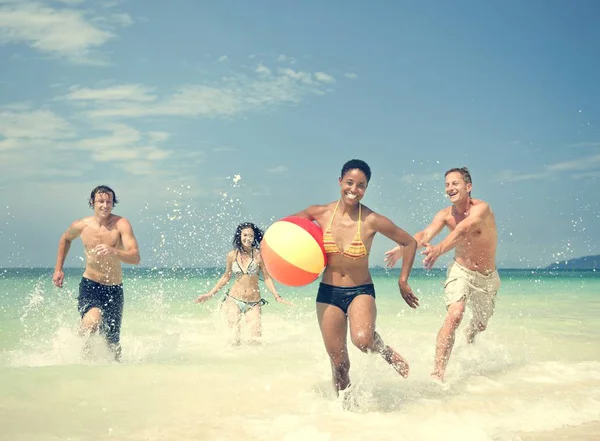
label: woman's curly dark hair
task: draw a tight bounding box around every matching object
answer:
[232,222,264,251]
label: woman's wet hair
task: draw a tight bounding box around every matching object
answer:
[232,222,264,251]
[89,185,118,208]
[341,159,371,183]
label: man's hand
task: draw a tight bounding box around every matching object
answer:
[422,243,442,269]
[399,280,419,309]
[52,269,64,288]
[94,244,117,256]
[384,246,403,268]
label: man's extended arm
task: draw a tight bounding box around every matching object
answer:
[53,220,85,287]
[422,203,490,269]
[384,210,446,268]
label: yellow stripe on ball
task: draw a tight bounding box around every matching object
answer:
[264,221,325,274]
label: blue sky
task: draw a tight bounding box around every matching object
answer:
[1,0,599,269]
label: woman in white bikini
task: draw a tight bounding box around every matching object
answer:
[195,222,291,344]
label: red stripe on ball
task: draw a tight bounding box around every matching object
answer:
[262,239,320,287]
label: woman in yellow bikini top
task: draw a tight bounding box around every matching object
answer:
[291,159,419,399]
[322,200,368,259]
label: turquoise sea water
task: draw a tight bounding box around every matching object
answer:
[1,267,599,441]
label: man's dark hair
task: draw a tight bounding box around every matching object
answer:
[445,167,472,196]
[444,167,472,185]
[89,185,118,208]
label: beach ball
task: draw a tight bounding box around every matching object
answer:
[261,216,327,287]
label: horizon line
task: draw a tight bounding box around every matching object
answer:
[1,266,596,271]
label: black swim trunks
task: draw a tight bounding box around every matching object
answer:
[78,277,124,346]
[316,283,376,314]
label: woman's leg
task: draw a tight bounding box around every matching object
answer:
[317,302,350,393]
[221,297,242,345]
[244,303,262,344]
[347,295,409,378]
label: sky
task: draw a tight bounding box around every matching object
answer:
[1,0,599,269]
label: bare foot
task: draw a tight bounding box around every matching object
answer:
[430,372,450,390]
[430,371,444,382]
[382,345,410,378]
[82,339,93,361]
[108,343,122,362]
[465,326,475,344]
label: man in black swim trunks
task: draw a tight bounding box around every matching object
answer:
[52,185,141,361]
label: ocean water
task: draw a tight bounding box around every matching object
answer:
[0,267,599,441]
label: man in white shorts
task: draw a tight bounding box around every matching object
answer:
[385,167,499,381]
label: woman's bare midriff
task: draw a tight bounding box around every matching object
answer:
[228,276,262,302]
[321,255,373,287]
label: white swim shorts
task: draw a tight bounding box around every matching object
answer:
[444,260,501,325]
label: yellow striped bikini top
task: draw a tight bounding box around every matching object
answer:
[322,200,368,260]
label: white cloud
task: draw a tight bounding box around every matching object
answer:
[145,146,172,161]
[344,72,358,79]
[277,54,297,64]
[217,55,228,63]
[567,141,600,148]
[0,109,176,180]
[120,160,158,176]
[0,107,75,141]
[0,101,33,111]
[74,123,141,150]
[65,84,157,102]
[249,185,272,197]
[280,68,314,84]
[493,170,550,183]
[212,146,238,153]
[572,170,600,179]
[66,65,337,120]
[147,131,170,142]
[547,154,600,172]
[109,12,133,27]
[314,72,336,84]
[91,147,139,162]
[494,142,600,182]
[0,137,21,151]
[494,149,600,183]
[1,57,344,184]
[90,145,171,163]
[255,64,271,76]
[0,1,115,63]
[266,165,288,174]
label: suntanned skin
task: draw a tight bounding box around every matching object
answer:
[195,227,292,345]
[52,190,140,358]
[385,170,498,381]
[295,167,418,395]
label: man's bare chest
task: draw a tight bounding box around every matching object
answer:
[81,227,121,248]
[447,219,483,241]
